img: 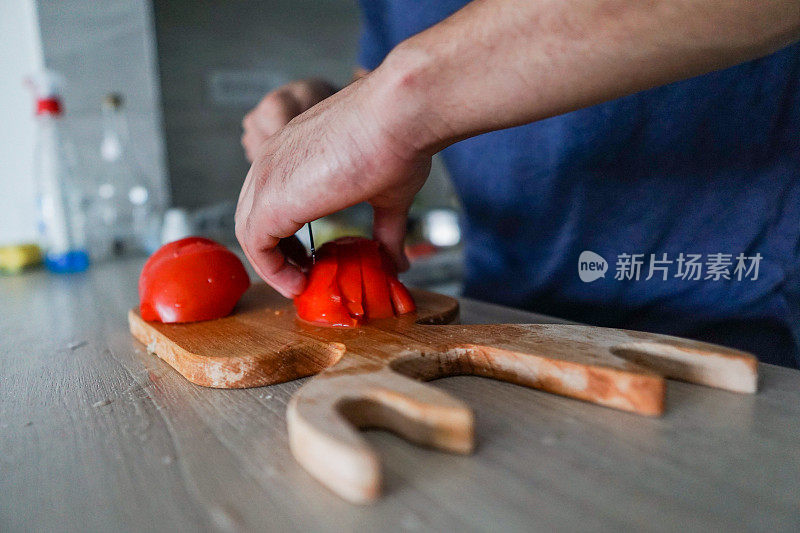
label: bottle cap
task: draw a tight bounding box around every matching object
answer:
[36,97,62,115]
[102,93,124,110]
[27,70,66,115]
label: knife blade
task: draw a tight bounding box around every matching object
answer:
[307,222,316,264]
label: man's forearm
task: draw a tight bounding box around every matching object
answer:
[367,0,800,153]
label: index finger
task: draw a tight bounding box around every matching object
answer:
[235,169,307,297]
[236,216,307,298]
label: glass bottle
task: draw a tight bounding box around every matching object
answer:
[90,93,156,259]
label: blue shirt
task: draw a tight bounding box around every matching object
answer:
[358,1,800,367]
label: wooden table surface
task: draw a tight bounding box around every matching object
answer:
[2,257,799,532]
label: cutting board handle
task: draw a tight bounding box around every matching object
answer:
[287,323,757,503]
[288,356,474,504]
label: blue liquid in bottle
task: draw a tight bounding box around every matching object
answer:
[44,250,90,273]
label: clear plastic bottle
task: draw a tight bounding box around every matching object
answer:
[89,93,157,259]
[30,71,89,273]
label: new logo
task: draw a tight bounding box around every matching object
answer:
[578,251,607,282]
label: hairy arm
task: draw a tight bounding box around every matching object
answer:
[375,0,800,151]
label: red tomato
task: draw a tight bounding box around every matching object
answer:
[294,237,416,327]
[139,237,250,323]
[294,244,358,328]
[359,239,394,319]
[388,278,416,315]
[335,239,364,318]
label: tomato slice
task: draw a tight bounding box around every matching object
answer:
[139,237,250,323]
[335,240,364,319]
[359,239,394,320]
[294,245,358,327]
[388,278,416,315]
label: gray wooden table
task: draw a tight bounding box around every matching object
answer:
[2,257,799,532]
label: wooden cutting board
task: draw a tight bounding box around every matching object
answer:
[129,283,758,503]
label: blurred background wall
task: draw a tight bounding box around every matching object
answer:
[152,0,456,214]
[0,0,169,245]
[36,0,170,208]
[0,0,43,245]
[1,0,457,247]
[153,0,361,209]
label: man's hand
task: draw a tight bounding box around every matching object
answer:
[241,79,337,163]
[235,73,433,298]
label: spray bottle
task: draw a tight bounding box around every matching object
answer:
[27,71,89,273]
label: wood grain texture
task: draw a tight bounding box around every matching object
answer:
[3,257,799,531]
[127,283,459,388]
[129,283,756,503]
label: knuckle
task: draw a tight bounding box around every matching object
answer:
[242,114,254,131]
[291,81,317,103]
[262,89,290,108]
[264,90,300,116]
[234,213,250,243]
[234,221,246,245]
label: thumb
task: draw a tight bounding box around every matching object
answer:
[372,205,410,272]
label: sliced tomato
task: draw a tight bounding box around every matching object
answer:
[358,239,394,319]
[139,237,250,323]
[294,245,357,327]
[388,278,416,315]
[335,240,364,318]
[293,236,416,327]
[378,244,398,278]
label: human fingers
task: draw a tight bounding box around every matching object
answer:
[242,91,300,141]
[235,213,306,298]
[372,204,411,272]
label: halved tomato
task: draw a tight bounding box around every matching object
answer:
[139,237,250,323]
